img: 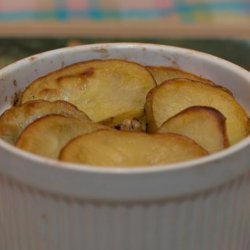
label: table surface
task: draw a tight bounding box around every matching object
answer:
[0,38,249,70]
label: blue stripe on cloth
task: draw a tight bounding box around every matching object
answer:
[177,2,250,13]
[0,2,249,21]
[0,8,174,21]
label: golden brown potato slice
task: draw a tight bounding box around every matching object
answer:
[20,59,156,122]
[147,66,214,85]
[158,106,228,153]
[145,79,248,145]
[59,130,208,167]
[0,100,89,145]
[16,114,107,159]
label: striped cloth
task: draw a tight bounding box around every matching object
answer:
[0,0,249,22]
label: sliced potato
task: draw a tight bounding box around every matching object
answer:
[0,100,89,145]
[158,106,228,153]
[20,59,156,122]
[16,114,107,159]
[59,130,208,167]
[147,66,214,85]
[145,78,248,145]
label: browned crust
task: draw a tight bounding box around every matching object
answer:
[145,78,237,132]
[159,106,229,148]
[20,59,157,104]
[15,114,81,146]
[146,65,215,86]
[0,100,89,121]
[59,130,208,161]
[162,78,233,96]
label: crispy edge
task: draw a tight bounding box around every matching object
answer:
[159,106,229,148]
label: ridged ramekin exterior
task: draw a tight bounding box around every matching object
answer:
[0,171,249,250]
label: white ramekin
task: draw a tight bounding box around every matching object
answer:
[0,43,249,250]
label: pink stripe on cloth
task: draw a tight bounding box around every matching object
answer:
[154,0,174,8]
[0,0,36,12]
[65,0,88,11]
[36,0,56,12]
[119,0,173,10]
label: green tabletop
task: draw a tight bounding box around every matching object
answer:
[0,38,249,70]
